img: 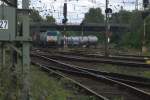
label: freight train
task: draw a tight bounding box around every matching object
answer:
[33,31,98,47]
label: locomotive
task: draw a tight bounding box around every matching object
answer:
[33,31,98,47]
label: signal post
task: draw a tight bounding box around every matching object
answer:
[0,0,31,99]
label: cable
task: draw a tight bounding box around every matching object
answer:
[30,0,144,23]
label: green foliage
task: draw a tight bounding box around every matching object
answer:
[29,10,56,24]
[30,9,43,22]
[31,67,71,100]
[45,16,56,23]
[145,15,150,45]
[121,32,142,48]
[110,10,132,24]
[110,10,150,48]
[83,8,104,23]
[66,31,81,36]
[117,10,144,48]
[31,66,97,100]
[0,52,21,100]
[110,10,133,45]
[144,71,150,78]
[130,11,143,33]
[81,8,105,43]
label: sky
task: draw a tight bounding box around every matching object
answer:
[28,0,143,23]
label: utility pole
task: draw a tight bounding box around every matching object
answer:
[105,0,109,56]
[22,0,30,100]
[63,0,68,48]
[105,0,112,56]
[135,0,139,10]
[142,0,149,54]
[0,0,31,99]
[142,11,147,54]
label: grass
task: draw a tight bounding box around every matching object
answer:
[61,59,150,78]
[0,48,97,100]
[144,71,150,78]
[97,64,150,78]
[0,49,78,99]
[1,49,150,100]
[31,66,98,100]
[31,66,72,100]
[0,63,97,100]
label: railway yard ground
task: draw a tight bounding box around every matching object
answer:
[0,50,98,100]
[1,47,150,100]
[30,47,150,100]
[31,65,98,100]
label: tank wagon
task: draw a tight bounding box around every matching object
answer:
[33,31,98,47]
[66,36,98,46]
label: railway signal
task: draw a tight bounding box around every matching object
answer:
[62,3,68,24]
[105,8,112,14]
[143,0,149,8]
[62,2,68,48]
[105,0,112,57]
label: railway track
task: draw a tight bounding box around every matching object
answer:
[31,52,150,88]
[78,54,149,62]
[33,48,150,66]
[31,52,150,100]
[33,62,106,100]
[49,53,150,68]
[118,53,150,58]
[54,48,146,57]
[32,48,150,61]
[32,50,150,80]
[52,48,149,61]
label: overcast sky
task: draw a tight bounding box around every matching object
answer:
[29,0,143,23]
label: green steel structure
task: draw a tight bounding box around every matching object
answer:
[0,0,31,100]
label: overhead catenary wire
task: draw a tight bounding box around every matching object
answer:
[29,0,143,23]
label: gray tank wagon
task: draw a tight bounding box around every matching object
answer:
[33,31,98,47]
[65,36,98,46]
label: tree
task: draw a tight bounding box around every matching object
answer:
[110,10,146,48]
[83,8,104,23]
[45,16,56,23]
[81,8,105,43]
[110,10,132,24]
[30,9,43,22]
[145,14,150,45]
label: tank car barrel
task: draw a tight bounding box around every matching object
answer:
[33,31,98,47]
[66,36,98,46]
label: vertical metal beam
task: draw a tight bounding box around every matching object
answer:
[22,0,30,100]
[0,43,1,70]
[135,0,139,10]
[0,43,5,90]
[63,2,68,48]
[142,19,147,54]
[142,4,147,54]
[1,43,5,69]
[22,0,29,9]
[105,0,109,56]
[0,43,5,71]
